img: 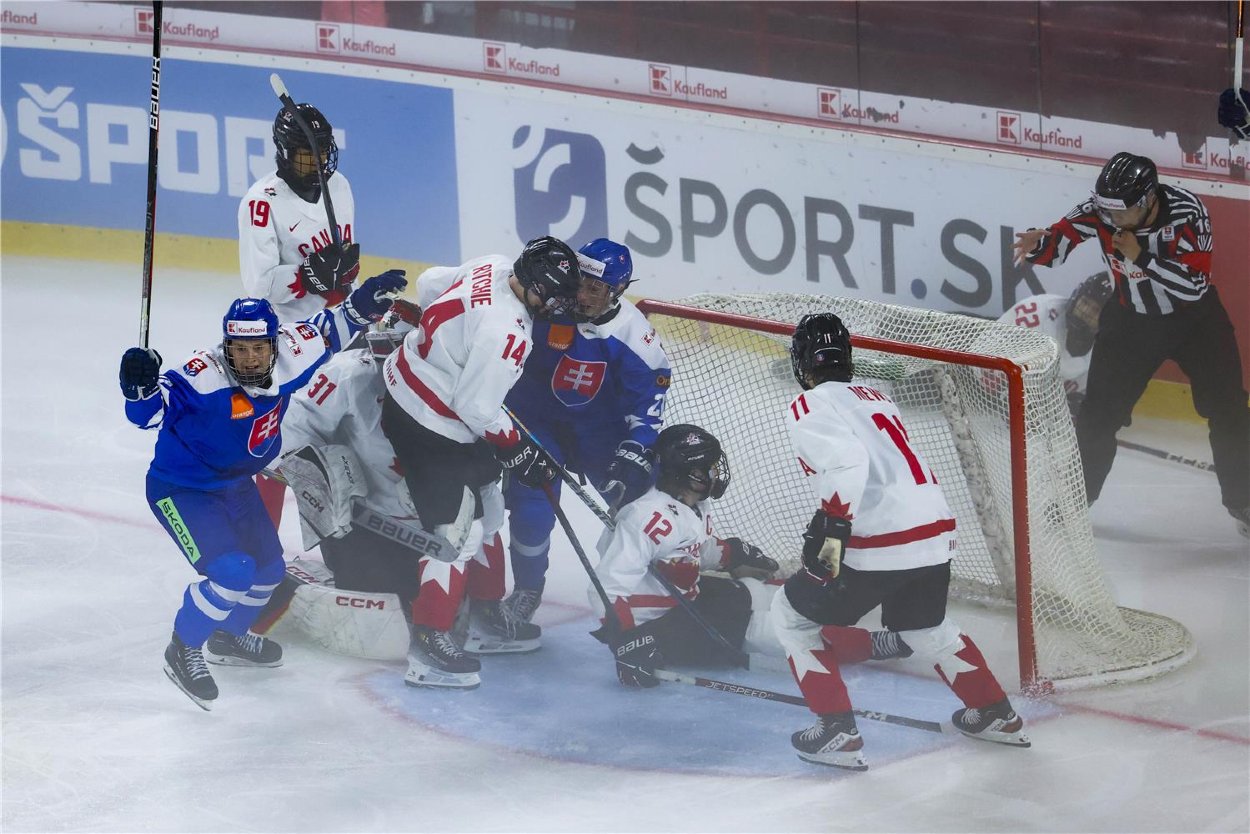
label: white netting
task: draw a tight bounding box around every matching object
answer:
[647,292,1193,690]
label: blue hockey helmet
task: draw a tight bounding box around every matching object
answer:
[574,238,633,320]
[222,297,279,387]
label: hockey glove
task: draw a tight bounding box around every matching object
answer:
[298,242,361,296]
[720,537,780,580]
[119,347,162,401]
[343,269,408,326]
[493,436,555,490]
[610,625,663,688]
[802,510,852,580]
[1218,88,1250,140]
[602,440,655,509]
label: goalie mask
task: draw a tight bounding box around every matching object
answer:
[274,102,338,198]
[222,297,279,387]
[1092,152,1158,230]
[791,313,853,389]
[1065,271,1113,357]
[654,424,730,502]
[513,236,581,320]
[574,238,633,321]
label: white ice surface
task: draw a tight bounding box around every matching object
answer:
[2,256,1247,833]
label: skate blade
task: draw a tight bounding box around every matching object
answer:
[959,728,1031,748]
[204,651,283,668]
[796,751,869,771]
[404,667,481,690]
[463,634,541,655]
[163,665,214,711]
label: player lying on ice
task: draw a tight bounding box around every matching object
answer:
[591,424,913,690]
[118,270,407,709]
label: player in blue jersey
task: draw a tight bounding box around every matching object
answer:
[118,270,406,710]
[477,239,671,639]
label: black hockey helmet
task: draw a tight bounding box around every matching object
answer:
[273,102,338,193]
[513,236,581,319]
[791,312,853,389]
[1093,152,1157,228]
[654,424,730,501]
[1065,271,1113,357]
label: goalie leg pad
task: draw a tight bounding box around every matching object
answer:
[277,444,367,549]
[286,580,410,661]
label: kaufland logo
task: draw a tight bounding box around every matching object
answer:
[649,65,673,96]
[1181,146,1209,169]
[316,23,340,53]
[485,43,506,74]
[135,8,220,41]
[818,88,844,120]
[135,9,154,34]
[998,111,1021,144]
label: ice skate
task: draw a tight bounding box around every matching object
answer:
[1229,506,1249,540]
[163,632,218,711]
[502,586,543,625]
[463,598,541,655]
[205,629,284,667]
[870,630,913,660]
[791,712,868,771]
[405,624,481,689]
[952,698,1031,747]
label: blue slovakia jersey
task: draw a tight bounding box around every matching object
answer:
[124,308,360,489]
[506,299,670,448]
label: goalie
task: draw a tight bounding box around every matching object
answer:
[592,424,910,688]
[260,303,525,668]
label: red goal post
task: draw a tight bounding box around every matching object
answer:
[637,294,1194,692]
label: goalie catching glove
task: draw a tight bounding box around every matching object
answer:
[802,510,851,581]
[275,444,367,548]
[298,242,361,296]
[719,537,779,580]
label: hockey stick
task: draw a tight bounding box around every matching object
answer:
[650,669,948,734]
[269,73,342,250]
[138,0,163,348]
[503,406,616,529]
[1116,439,1215,473]
[1236,0,1245,109]
[646,562,750,668]
[541,482,621,634]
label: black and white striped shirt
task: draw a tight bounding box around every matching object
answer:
[1026,184,1213,316]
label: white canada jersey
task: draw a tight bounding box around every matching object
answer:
[786,381,955,572]
[382,256,533,445]
[282,348,412,519]
[238,171,356,323]
[997,294,1090,398]
[592,487,730,629]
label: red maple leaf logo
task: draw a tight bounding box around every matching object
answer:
[821,492,855,521]
[483,426,520,448]
[287,271,308,300]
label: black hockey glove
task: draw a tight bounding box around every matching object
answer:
[802,510,852,581]
[720,537,779,580]
[298,242,361,296]
[1218,88,1250,140]
[610,625,663,688]
[342,269,408,326]
[494,436,555,490]
[602,439,654,509]
[119,347,162,401]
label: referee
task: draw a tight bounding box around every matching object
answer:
[1012,152,1250,538]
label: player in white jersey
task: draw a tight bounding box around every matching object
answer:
[256,303,521,665]
[593,425,908,688]
[239,102,358,528]
[771,313,1028,770]
[380,236,582,689]
[997,272,1113,415]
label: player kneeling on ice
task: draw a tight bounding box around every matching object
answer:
[592,425,908,688]
[773,312,1028,771]
[257,302,525,664]
[118,270,407,710]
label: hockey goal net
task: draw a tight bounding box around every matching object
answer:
[637,293,1194,692]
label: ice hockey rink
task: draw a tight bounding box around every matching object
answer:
[2,255,1247,833]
